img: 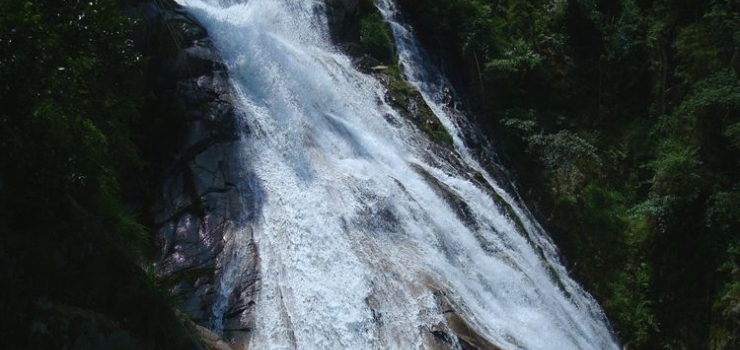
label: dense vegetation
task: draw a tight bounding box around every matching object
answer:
[2,0,737,348]
[395,0,740,348]
[0,0,197,348]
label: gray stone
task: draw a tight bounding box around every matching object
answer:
[134,1,262,345]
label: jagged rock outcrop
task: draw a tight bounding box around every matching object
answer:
[126,0,260,347]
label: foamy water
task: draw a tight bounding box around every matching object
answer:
[174,0,619,348]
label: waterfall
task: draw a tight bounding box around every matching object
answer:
[174,0,620,349]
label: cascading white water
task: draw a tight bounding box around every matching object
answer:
[175,0,620,349]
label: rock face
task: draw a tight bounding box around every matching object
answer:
[324,0,363,44]
[126,0,260,346]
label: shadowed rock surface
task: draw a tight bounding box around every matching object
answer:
[126,0,261,345]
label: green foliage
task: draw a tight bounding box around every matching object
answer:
[640,143,703,219]
[0,0,196,348]
[0,0,145,201]
[484,39,543,76]
[0,0,150,260]
[384,68,454,146]
[679,70,740,116]
[504,117,600,197]
[360,14,394,63]
[397,0,740,348]
[421,121,455,146]
[712,243,740,350]
[606,261,657,347]
[707,187,740,238]
[604,0,644,61]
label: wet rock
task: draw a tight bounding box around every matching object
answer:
[187,320,236,350]
[353,55,384,73]
[430,292,505,350]
[125,0,261,344]
[410,164,478,231]
[376,70,454,147]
